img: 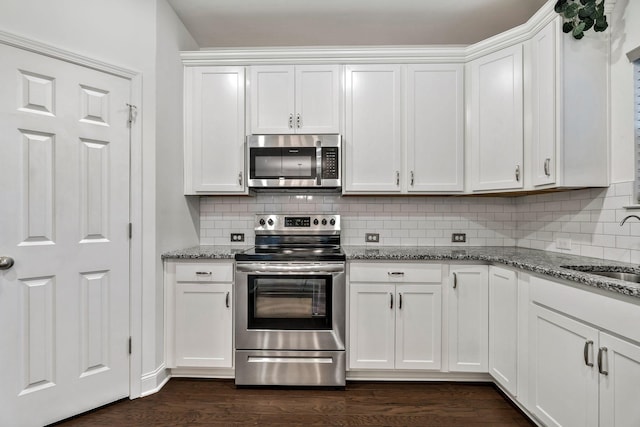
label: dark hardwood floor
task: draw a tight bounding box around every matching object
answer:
[54,379,535,426]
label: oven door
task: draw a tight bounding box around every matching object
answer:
[235,262,345,351]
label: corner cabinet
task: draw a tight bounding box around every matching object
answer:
[165,260,234,370]
[249,65,340,134]
[348,263,442,370]
[468,44,524,192]
[344,64,464,194]
[184,66,246,194]
[448,265,489,372]
[527,17,608,189]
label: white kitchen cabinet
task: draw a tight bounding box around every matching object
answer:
[165,261,234,369]
[488,266,518,396]
[469,44,524,192]
[344,65,403,193]
[527,17,608,189]
[448,265,489,372]
[349,263,442,370]
[406,64,464,192]
[184,66,246,194]
[529,275,640,427]
[249,65,340,134]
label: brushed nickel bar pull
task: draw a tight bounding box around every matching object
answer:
[296,113,301,128]
[288,113,294,129]
[598,347,609,375]
[452,272,458,289]
[238,171,243,186]
[410,171,415,186]
[399,293,403,310]
[225,292,230,308]
[544,158,551,177]
[396,171,400,186]
[390,292,394,309]
[388,271,405,277]
[515,165,521,182]
[584,340,594,367]
[196,271,212,276]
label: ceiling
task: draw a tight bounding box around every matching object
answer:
[167,0,549,48]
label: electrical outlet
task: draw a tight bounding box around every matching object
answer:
[365,233,380,243]
[451,233,466,243]
[556,238,572,250]
[230,233,245,242]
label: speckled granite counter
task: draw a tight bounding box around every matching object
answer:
[344,246,640,299]
[162,245,640,299]
[161,245,250,260]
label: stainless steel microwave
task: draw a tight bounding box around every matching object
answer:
[247,134,341,189]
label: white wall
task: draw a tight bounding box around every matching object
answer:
[610,0,640,182]
[154,0,199,385]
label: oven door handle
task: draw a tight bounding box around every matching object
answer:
[236,263,344,274]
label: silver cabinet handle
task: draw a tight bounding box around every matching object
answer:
[225,292,230,308]
[0,256,15,270]
[238,171,243,186]
[196,271,212,276]
[584,340,594,367]
[598,347,609,376]
[544,158,551,177]
[288,113,294,129]
[396,171,400,186]
[399,293,403,310]
[452,272,458,289]
[388,271,405,277]
[410,171,415,186]
[515,165,521,182]
[390,292,393,309]
[296,113,301,128]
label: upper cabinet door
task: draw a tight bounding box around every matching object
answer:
[469,44,524,191]
[250,65,296,134]
[407,64,464,192]
[184,66,246,194]
[531,19,558,187]
[295,65,340,134]
[344,65,402,193]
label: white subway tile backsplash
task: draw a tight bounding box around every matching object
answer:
[198,181,640,262]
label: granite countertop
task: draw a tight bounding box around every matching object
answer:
[161,245,250,260]
[344,246,640,299]
[162,245,640,299]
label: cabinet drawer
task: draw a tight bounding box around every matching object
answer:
[349,263,442,283]
[175,263,233,283]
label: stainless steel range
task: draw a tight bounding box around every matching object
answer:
[234,214,346,387]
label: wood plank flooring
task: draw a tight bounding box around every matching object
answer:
[53,379,535,426]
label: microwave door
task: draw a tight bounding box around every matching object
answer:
[251,148,283,179]
[281,147,316,178]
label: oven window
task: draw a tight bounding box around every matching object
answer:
[248,275,332,330]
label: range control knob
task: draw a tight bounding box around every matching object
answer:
[330,218,336,226]
[267,218,274,226]
[313,218,319,225]
[321,218,328,226]
[259,218,266,226]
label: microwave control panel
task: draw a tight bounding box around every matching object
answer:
[321,147,339,179]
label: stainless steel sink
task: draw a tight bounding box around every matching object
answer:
[562,266,640,283]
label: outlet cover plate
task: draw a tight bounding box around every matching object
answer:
[230,233,245,242]
[452,233,466,243]
[365,233,380,243]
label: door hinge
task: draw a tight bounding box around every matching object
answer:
[128,223,132,239]
[128,337,132,355]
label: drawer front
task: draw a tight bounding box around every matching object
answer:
[175,262,233,283]
[349,263,442,283]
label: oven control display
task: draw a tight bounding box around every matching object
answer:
[285,216,311,227]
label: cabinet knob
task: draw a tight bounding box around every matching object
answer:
[0,256,15,270]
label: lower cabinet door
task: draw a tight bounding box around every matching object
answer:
[175,282,233,368]
[488,266,518,395]
[448,266,489,372]
[349,283,396,369]
[599,332,640,427]
[395,284,442,370]
[528,304,599,427]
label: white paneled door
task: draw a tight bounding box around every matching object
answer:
[0,44,131,426]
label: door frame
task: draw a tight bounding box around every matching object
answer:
[0,29,144,398]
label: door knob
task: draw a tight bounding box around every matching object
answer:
[0,256,15,270]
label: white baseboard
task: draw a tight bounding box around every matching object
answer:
[139,363,170,397]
